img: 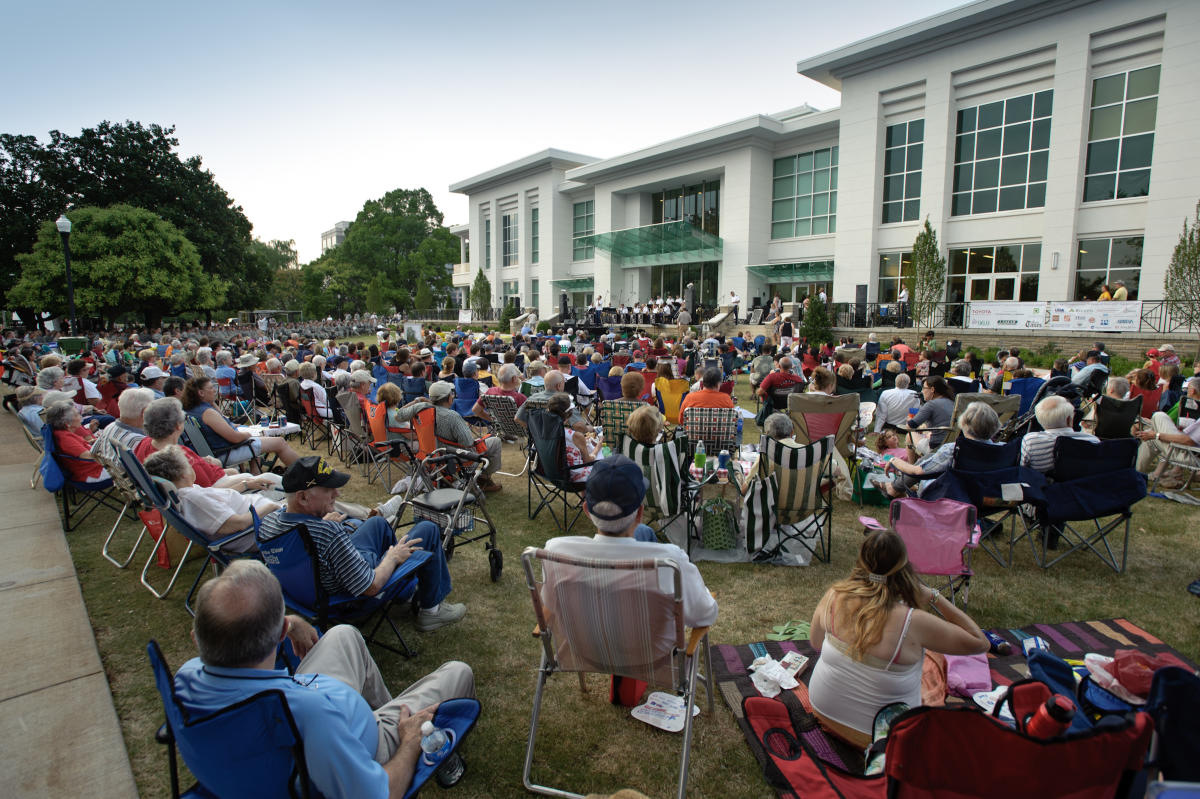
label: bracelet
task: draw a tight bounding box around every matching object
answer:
[1156,432,1161,441]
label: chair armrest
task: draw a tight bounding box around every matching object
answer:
[685,627,710,656]
[382,549,432,589]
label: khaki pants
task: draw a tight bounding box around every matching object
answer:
[296,625,475,762]
[1135,412,1200,473]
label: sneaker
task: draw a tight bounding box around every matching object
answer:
[375,496,405,524]
[416,602,467,632]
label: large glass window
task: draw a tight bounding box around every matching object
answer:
[877,252,913,304]
[572,200,594,261]
[502,279,520,308]
[484,219,491,269]
[652,180,720,235]
[881,120,923,224]
[772,147,838,238]
[530,208,539,264]
[946,243,1041,302]
[952,91,1052,216]
[531,279,539,310]
[1083,66,1159,202]
[1074,236,1143,300]
[501,213,519,266]
[649,262,719,309]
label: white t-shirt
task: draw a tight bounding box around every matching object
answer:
[176,485,277,552]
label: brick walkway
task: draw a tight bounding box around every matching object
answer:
[0,414,137,798]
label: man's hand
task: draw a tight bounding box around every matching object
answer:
[204,456,223,467]
[322,511,348,522]
[284,615,319,658]
[387,534,419,566]
[396,703,438,746]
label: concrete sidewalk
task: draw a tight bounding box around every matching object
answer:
[0,416,137,798]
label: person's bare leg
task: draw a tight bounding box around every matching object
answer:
[261,436,300,465]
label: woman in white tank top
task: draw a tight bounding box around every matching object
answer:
[808,529,989,750]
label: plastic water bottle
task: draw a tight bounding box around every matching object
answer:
[694,440,706,470]
[600,444,612,459]
[1024,694,1075,738]
[420,720,465,787]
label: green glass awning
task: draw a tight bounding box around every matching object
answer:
[550,278,595,291]
[747,261,835,283]
[580,220,723,268]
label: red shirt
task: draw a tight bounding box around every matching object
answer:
[134,437,227,487]
[759,371,807,396]
[54,428,105,481]
[679,388,735,414]
[484,386,526,408]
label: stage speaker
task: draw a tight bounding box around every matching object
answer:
[559,291,569,320]
[685,283,696,316]
[854,284,868,327]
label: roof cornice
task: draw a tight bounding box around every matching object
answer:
[449,148,597,195]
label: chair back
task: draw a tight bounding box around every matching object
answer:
[480,393,524,441]
[599,399,643,444]
[522,547,687,691]
[256,522,324,614]
[410,405,442,460]
[400,376,427,405]
[335,391,369,439]
[889,497,978,577]
[1051,436,1138,482]
[655,377,690,424]
[612,353,631,368]
[275,379,303,421]
[453,378,480,417]
[680,406,737,458]
[1007,377,1045,416]
[181,415,217,459]
[596,375,623,401]
[1094,395,1142,440]
[216,376,238,399]
[147,640,313,799]
[528,408,574,487]
[91,443,141,507]
[951,436,1020,471]
[787,392,859,461]
[573,365,598,391]
[363,400,390,445]
[769,382,799,411]
[948,393,1020,441]
[761,436,834,524]
[618,433,690,519]
[119,447,170,510]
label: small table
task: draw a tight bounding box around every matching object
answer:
[238,423,301,438]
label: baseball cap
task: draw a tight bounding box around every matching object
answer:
[350,370,376,385]
[107,365,129,380]
[140,366,167,380]
[585,455,648,522]
[429,381,454,402]
[281,456,351,493]
[1146,348,1160,357]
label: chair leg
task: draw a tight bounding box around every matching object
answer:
[100,503,146,568]
[140,534,195,600]
[677,652,701,799]
[523,657,583,799]
[30,462,40,489]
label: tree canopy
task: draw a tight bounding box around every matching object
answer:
[10,205,223,327]
[0,121,256,321]
[1163,201,1200,359]
[909,218,947,328]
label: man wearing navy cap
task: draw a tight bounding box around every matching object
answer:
[544,456,718,628]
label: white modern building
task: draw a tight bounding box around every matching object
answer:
[449,0,1200,323]
[320,221,351,254]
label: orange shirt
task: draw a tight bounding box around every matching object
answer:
[679,388,735,414]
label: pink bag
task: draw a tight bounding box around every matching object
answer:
[945,652,991,698]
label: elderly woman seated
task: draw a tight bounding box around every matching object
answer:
[45,400,109,483]
[471,363,526,422]
[180,377,299,472]
[763,412,798,446]
[297,362,332,418]
[142,445,279,553]
[135,396,280,491]
[881,402,1002,498]
[626,404,665,446]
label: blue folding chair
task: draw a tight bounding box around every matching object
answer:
[452,377,487,430]
[1007,376,1045,416]
[401,375,428,405]
[120,448,259,611]
[595,375,623,401]
[41,423,128,532]
[256,522,430,658]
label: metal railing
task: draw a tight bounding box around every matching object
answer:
[406,308,505,323]
[1138,301,1200,334]
[827,300,1200,334]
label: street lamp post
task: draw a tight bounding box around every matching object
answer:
[55,214,76,335]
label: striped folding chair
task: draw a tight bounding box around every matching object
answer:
[743,435,835,564]
[618,432,690,537]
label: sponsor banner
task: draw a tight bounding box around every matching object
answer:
[1046,301,1141,332]
[458,309,474,323]
[967,302,1047,330]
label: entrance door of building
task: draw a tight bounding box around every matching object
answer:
[969,276,1018,301]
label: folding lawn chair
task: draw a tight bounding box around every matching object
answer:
[1007,376,1045,416]
[1036,437,1145,573]
[939,393,1021,445]
[595,375,623,401]
[655,377,690,424]
[526,408,589,533]
[1093,395,1143,440]
[333,392,375,474]
[788,391,861,496]
[21,422,43,489]
[299,387,332,453]
[597,399,644,446]
[680,406,737,460]
[743,436,835,564]
[216,376,255,424]
[400,375,427,405]
[520,547,713,799]
[91,443,152,569]
[452,377,488,433]
[361,400,408,486]
[862,497,980,604]
[41,423,128,532]
[479,393,532,477]
[256,521,429,656]
[618,431,691,539]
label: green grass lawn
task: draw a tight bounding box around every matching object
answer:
[64,374,1200,799]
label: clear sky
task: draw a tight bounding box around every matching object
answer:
[5,0,967,264]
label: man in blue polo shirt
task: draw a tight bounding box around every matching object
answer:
[173,560,475,798]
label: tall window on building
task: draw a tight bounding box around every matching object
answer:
[531,279,539,311]
[530,208,539,264]
[484,219,492,269]
[952,91,1052,216]
[877,252,913,304]
[881,121,922,223]
[502,279,520,308]
[946,243,1041,303]
[501,213,519,266]
[652,181,721,235]
[572,201,594,261]
[1083,66,1159,202]
[772,147,838,237]
[1074,236,1143,300]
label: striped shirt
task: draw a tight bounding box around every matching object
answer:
[1019,428,1099,474]
[257,510,373,596]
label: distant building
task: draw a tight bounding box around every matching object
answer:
[320,221,351,254]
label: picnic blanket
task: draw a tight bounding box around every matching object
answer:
[715,618,1197,797]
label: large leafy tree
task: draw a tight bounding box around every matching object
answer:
[340,188,455,311]
[1163,201,1200,360]
[0,121,257,319]
[10,205,224,328]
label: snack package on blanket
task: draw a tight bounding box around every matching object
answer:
[1082,651,1177,705]
[945,652,991,698]
[748,655,799,698]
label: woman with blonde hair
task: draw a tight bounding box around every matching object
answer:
[626,404,664,446]
[808,529,988,749]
